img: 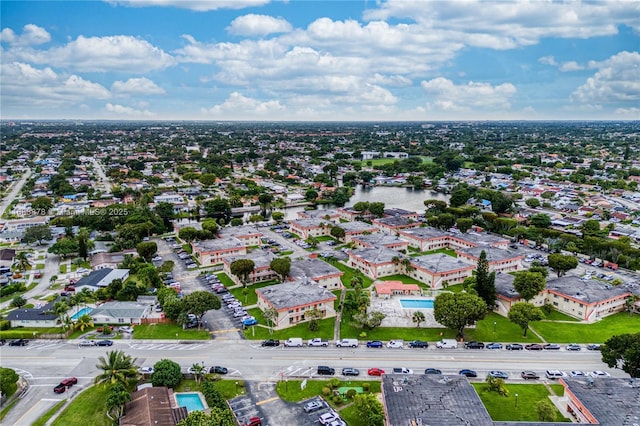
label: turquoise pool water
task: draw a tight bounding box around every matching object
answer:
[71,307,93,320]
[399,299,434,309]
[175,393,206,412]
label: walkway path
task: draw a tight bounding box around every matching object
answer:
[0,167,31,216]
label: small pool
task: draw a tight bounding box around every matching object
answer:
[71,307,93,320]
[399,299,434,309]
[175,392,207,412]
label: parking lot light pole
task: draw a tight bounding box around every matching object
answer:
[493,321,497,332]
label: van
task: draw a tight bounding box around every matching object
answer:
[545,370,564,380]
[336,339,359,348]
[284,337,303,347]
[436,339,458,349]
[317,365,335,375]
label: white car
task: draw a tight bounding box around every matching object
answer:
[319,411,340,425]
[78,339,96,347]
[119,326,134,333]
[387,340,404,349]
[139,366,154,374]
[569,370,586,377]
[589,371,611,378]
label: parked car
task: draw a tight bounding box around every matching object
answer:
[545,370,565,379]
[78,339,96,347]
[464,341,485,349]
[342,368,360,376]
[569,370,586,377]
[303,400,324,413]
[424,368,442,375]
[319,411,340,425]
[96,340,113,346]
[366,340,383,348]
[209,366,228,374]
[242,317,258,327]
[317,366,335,376]
[139,367,154,374]
[459,369,478,378]
[119,326,133,333]
[53,383,67,394]
[566,344,581,351]
[521,371,540,380]
[367,368,385,376]
[261,339,280,347]
[242,417,262,426]
[486,343,503,350]
[543,343,561,350]
[392,367,413,374]
[8,339,28,346]
[588,371,611,378]
[525,344,543,351]
[387,340,404,349]
[408,340,429,348]
[506,343,524,350]
[488,371,509,379]
[586,344,601,351]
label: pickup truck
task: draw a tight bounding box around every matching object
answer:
[307,338,329,347]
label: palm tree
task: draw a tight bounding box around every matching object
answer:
[105,382,131,420]
[412,311,426,328]
[305,307,324,332]
[13,252,32,273]
[263,307,278,334]
[95,350,139,388]
[74,313,94,332]
[53,301,70,317]
[59,315,73,331]
[191,363,205,385]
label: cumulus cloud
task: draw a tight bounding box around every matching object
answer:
[105,102,155,116]
[203,92,285,117]
[421,77,516,112]
[104,0,270,11]
[227,14,292,36]
[571,51,640,105]
[539,55,584,71]
[0,24,51,46]
[1,62,110,108]
[111,77,165,95]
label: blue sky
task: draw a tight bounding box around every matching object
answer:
[1,0,638,120]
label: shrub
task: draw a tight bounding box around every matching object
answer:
[329,378,340,389]
[346,389,357,400]
[322,387,331,396]
[332,395,343,405]
[0,320,10,331]
[0,367,19,398]
[363,383,370,393]
[152,359,182,389]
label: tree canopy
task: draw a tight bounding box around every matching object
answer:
[434,292,487,339]
[601,333,640,378]
[270,257,291,282]
[513,271,546,301]
[475,250,496,308]
[547,253,578,277]
[152,359,183,388]
[230,259,255,285]
[508,302,545,336]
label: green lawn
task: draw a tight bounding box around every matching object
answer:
[217,273,235,287]
[52,385,112,426]
[531,312,640,343]
[549,384,565,396]
[339,405,367,426]
[472,383,570,422]
[0,327,63,339]
[323,259,373,288]
[276,380,380,402]
[445,284,464,293]
[132,323,211,340]
[541,308,580,322]
[243,310,335,340]
[408,248,457,258]
[36,263,45,269]
[378,275,423,285]
[230,281,278,305]
[59,264,67,274]
[464,312,542,343]
[175,379,246,399]
[32,400,66,426]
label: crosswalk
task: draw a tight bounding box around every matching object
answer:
[127,342,209,351]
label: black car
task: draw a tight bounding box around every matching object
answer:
[525,344,543,351]
[506,343,524,350]
[408,340,429,348]
[464,341,485,349]
[8,339,28,346]
[342,368,360,376]
[261,339,280,347]
[96,340,113,346]
[521,371,540,380]
[586,344,601,351]
[459,369,478,378]
[209,366,228,374]
[424,368,442,375]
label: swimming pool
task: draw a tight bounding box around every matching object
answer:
[71,307,93,320]
[175,392,207,412]
[399,299,434,309]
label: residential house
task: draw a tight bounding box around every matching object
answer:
[346,247,402,279]
[289,218,331,240]
[90,250,137,270]
[90,301,151,325]
[218,226,263,247]
[383,208,420,220]
[0,248,16,268]
[408,254,475,289]
[119,386,188,426]
[74,268,130,292]
[337,221,380,243]
[398,227,451,252]
[191,238,248,267]
[5,301,59,328]
[297,209,341,223]
[455,247,524,273]
[372,216,421,235]
[350,233,409,252]
[222,251,278,285]
[372,280,421,299]
[0,216,48,232]
[289,257,344,289]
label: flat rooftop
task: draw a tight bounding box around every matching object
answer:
[290,257,343,280]
[411,253,474,273]
[256,280,337,310]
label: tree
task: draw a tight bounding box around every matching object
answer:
[158,260,175,274]
[434,292,487,339]
[263,307,278,332]
[22,224,52,245]
[163,297,185,320]
[530,213,551,228]
[0,367,19,399]
[547,253,578,277]
[306,307,323,331]
[508,302,544,336]
[154,202,175,231]
[536,400,557,422]
[152,359,183,388]
[525,198,540,208]
[270,257,291,282]
[528,261,549,278]
[305,188,318,202]
[13,252,32,272]
[105,382,131,420]
[190,363,205,385]
[48,237,79,258]
[474,250,496,308]
[352,311,386,330]
[424,199,447,214]
[513,271,546,301]
[437,213,455,230]
[198,173,217,187]
[31,196,53,213]
[136,241,158,262]
[182,291,221,328]
[271,211,285,223]
[77,228,93,260]
[74,313,94,331]
[94,350,138,388]
[625,295,639,316]
[176,408,236,426]
[368,202,385,217]
[330,226,345,240]
[352,393,385,426]
[456,218,473,234]
[10,295,27,308]
[449,187,470,207]
[230,259,255,286]
[258,193,274,213]
[412,311,426,328]
[601,333,640,378]
[178,227,199,243]
[485,374,509,396]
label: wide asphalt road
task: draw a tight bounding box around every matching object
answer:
[0,339,622,425]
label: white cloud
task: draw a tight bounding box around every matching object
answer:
[202,92,285,117]
[4,35,175,72]
[1,62,110,108]
[538,56,557,66]
[111,77,165,95]
[539,56,585,72]
[227,14,292,36]
[104,0,270,11]
[0,24,50,46]
[571,51,640,105]
[105,102,155,116]
[613,107,640,118]
[421,77,516,112]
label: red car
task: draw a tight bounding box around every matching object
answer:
[243,417,262,426]
[367,368,385,376]
[54,377,78,393]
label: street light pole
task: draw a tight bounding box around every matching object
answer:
[515,393,519,408]
[493,321,497,332]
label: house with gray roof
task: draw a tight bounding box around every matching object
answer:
[372,215,421,235]
[296,209,341,223]
[256,280,337,330]
[222,251,278,285]
[408,254,475,289]
[218,226,263,246]
[289,257,344,289]
[336,221,379,242]
[350,233,409,251]
[5,301,59,328]
[560,377,640,424]
[289,218,331,240]
[456,247,524,273]
[74,268,130,292]
[191,237,247,266]
[90,301,151,325]
[346,247,403,279]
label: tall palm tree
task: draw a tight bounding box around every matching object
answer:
[412,311,426,328]
[13,252,32,273]
[191,363,205,385]
[263,307,278,334]
[74,313,94,332]
[95,350,139,388]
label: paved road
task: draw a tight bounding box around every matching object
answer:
[0,167,31,216]
[0,339,623,425]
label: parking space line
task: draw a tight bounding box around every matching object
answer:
[256,396,280,406]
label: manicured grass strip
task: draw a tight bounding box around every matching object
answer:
[52,385,112,426]
[229,280,278,306]
[531,312,640,343]
[378,274,424,285]
[472,383,570,422]
[541,308,580,322]
[132,323,210,340]
[464,312,542,343]
[324,259,373,288]
[243,310,334,340]
[175,379,246,399]
[0,327,64,339]
[276,380,380,402]
[216,273,235,287]
[32,400,66,426]
[0,398,19,421]
[549,384,565,396]
[339,404,366,426]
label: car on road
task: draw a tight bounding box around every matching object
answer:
[525,344,543,351]
[486,343,503,350]
[303,400,324,413]
[543,343,561,350]
[342,368,360,376]
[242,417,262,426]
[366,340,383,348]
[408,340,429,348]
[54,377,78,393]
[586,344,601,351]
[521,371,540,380]
[387,340,404,349]
[261,339,280,347]
[78,339,96,347]
[569,371,586,377]
[119,326,133,333]
[8,339,28,346]
[209,366,228,374]
[139,367,154,374]
[53,383,67,393]
[392,367,413,374]
[459,369,478,378]
[589,371,611,378]
[96,340,113,346]
[506,343,523,350]
[424,368,442,375]
[464,341,485,349]
[566,344,581,351]
[488,371,509,379]
[367,368,385,376]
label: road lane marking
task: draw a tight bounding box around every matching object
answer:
[269,356,600,364]
[256,396,279,406]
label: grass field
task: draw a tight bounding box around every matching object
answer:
[531,312,640,343]
[472,383,570,422]
[242,311,335,340]
[51,385,111,426]
[275,379,380,402]
[132,323,211,340]
[323,259,373,288]
[229,280,278,305]
[541,308,580,322]
[175,379,246,399]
